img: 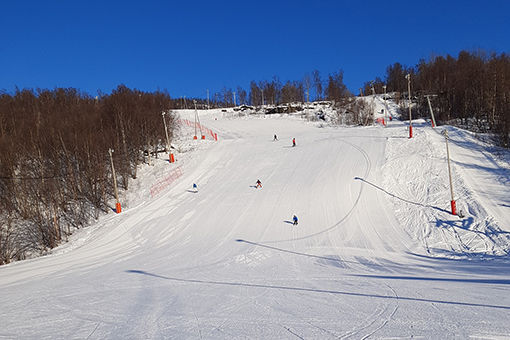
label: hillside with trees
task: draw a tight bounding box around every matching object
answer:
[0,86,175,264]
[363,51,510,147]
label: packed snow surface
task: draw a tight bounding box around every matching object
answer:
[1,103,509,339]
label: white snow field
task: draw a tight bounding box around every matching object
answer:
[1,104,510,339]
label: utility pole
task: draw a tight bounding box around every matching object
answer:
[162,111,174,162]
[233,91,236,107]
[425,95,437,128]
[382,85,388,124]
[183,96,188,109]
[193,100,198,139]
[443,130,457,215]
[207,89,210,110]
[406,73,413,138]
[194,100,204,139]
[162,111,170,150]
[261,88,264,107]
[108,148,121,213]
[306,90,310,116]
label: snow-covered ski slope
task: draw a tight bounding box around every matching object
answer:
[1,104,510,339]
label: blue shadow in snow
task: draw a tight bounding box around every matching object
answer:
[352,273,510,285]
[436,216,475,231]
[453,160,510,187]
[434,217,510,256]
[125,269,510,310]
[406,251,510,275]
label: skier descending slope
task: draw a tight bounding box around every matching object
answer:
[255,179,262,188]
[293,215,298,225]
[292,138,296,147]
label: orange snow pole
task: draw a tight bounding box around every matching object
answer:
[115,202,122,213]
[169,153,175,163]
[193,135,198,140]
[409,125,413,138]
[201,135,205,140]
[214,133,218,141]
[450,200,457,215]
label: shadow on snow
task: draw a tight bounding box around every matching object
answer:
[125,269,510,310]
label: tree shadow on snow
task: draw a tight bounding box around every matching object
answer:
[125,269,510,310]
[452,159,510,187]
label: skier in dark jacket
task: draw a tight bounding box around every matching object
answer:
[293,215,298,225]
[256,179,262,188]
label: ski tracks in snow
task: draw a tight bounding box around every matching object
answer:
[338,283,399,339]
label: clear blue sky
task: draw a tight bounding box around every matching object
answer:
[1,0,508,98]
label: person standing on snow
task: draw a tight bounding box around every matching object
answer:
[256,179,262,188]
[292,138,296,147]
[192,183,198,192]
[273,134,278,141]
[293,215,298,225]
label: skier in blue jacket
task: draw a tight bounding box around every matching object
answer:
[293,215,298,225]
